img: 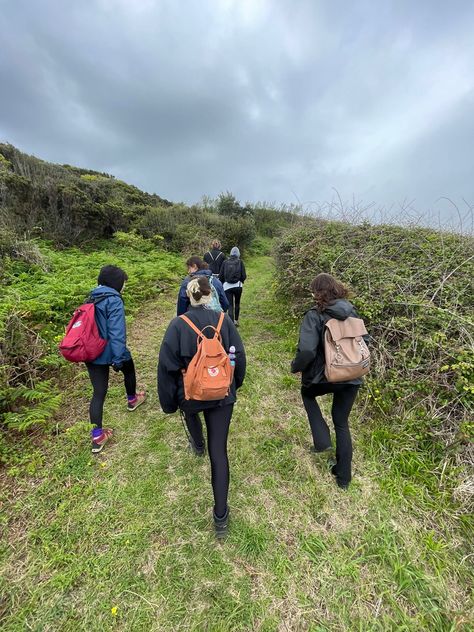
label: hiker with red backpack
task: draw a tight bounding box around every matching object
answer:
[177,256,229,316]
[60,265,146,453]
[203,240,226,277]
[158,276,246,538]
[291,273,370,490]
[219,246,246,326]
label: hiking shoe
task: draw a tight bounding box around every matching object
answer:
[234,320,239,327]
[91,428,113,453]
[188,435,205,456]
[310,445,333,454]
[330,464,349,490]
[127,390,147,412]
[213,507,229,539]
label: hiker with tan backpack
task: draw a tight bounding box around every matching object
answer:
[158,276,246,537]
[291,273,370,490]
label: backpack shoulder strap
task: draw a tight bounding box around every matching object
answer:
[179,315,203,338]
[208,251,215,261]
[214,311,225,337]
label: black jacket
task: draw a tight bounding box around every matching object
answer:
[219,256,247,285]
[203,248,226,275]
[291,299,368,387]
[158,306,246,414]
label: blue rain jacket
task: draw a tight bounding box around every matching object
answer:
[176,269,229,316]
[89,286,132,366]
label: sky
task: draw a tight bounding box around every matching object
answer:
[1,0,473,227]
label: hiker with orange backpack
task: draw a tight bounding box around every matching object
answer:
[78,266,146,453]
[158,276,246,537]
[291,273,370,490]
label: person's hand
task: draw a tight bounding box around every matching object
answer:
[112,363,123,373]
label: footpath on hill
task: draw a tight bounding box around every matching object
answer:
[1,255,472,631]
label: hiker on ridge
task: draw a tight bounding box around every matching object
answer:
[219,246,246,326]
[158,276,246,538]
[291,273,369,490]
[86,265,146,454]
[203,240,226,277]
[177,256,228,316]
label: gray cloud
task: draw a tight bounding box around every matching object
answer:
[1,0,473,226]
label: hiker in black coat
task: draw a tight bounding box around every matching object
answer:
[219,246,247,326]
[291,273,367,489]
[203,240,226,276]
[158,276,246,537]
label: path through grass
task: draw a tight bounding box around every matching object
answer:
[1,256,472,631]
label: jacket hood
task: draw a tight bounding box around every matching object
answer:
[90,286,122,298]
[192,269,212,278]
[324,299,354,320]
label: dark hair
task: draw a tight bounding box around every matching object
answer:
[191,276,212,301]
[310,273,349,311]
[97,265,128,292]
[186,256,207,270]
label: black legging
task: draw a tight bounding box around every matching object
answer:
[184,404,233,517]
[225,287,242,322]
[86,358,136,427]
[301,383,359,485]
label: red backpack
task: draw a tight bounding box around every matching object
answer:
[59,299,107,363]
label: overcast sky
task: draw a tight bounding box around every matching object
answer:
[1,0,473,226]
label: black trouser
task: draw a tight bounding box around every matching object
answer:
[301,383,359,485]
[184,404,233,517]
[86,358,136,427]
[225,287,242,322]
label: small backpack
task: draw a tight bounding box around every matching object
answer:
[323,316,370,382]
[179,312,233,401]
[59,296,109,363]
[224,258,241,284]
[206,277,223,312]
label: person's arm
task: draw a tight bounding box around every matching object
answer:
[157,320,182,413]
[218,261,226,283]
[227,317,246,388]
[107,298,128,367]
[213,277,229,312]
[351,307,372,345]
[177,280,190,316]
[240,261,247,283]
[291,310,321,373]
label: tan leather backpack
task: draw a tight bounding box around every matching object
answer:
[323,316,370,382]
[180,312,234,400]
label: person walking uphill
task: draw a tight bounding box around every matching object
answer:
[177,256,229,316]
[291,273,369,490]
[158,276,246,538]
[203,240,226,277]
[86,265,146,453]
[219,247,246,326]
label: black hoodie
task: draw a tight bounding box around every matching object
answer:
[291,299,367,386]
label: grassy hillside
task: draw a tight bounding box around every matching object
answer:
[1,256,472,631]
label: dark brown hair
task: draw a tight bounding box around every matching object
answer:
[310,273,349,311]
[186,256,207,270]
[191,276,212,301]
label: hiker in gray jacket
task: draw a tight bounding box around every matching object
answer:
[291,273,367,490]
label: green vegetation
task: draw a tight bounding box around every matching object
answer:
[274,220,474,522]
[0,233,182,467]
[1,257,472,631]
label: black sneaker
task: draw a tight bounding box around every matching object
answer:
[188,436,205,456]
[330,464,349,490]
[213,507,229,539]
[310,445,333,454]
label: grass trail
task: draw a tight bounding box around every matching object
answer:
[1,256,472,631]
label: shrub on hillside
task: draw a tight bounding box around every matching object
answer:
[274,220,474,507]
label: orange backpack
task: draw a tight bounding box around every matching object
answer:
[323,316,370,382]
[180,312,234,401]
